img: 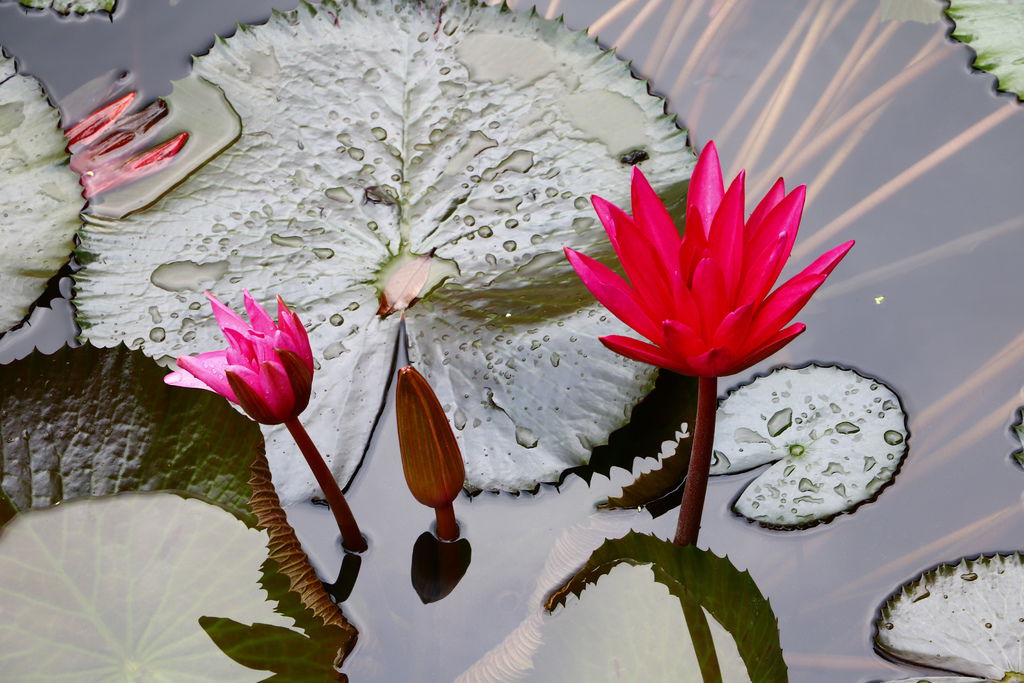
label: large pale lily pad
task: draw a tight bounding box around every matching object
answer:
[709,364,908,528]
[0,56,82,334]
[0,493,297,680]
[16,0,114,14]
[875,553,1024,681]
[545,532,787,682]
[0,343,263,525]
[75,0,693,501]
[947,0,1024,100]
[527,563,752,682]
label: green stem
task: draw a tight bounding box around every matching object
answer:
[435,502,459,542]
[674,376,719,547]
[285,418,367,553]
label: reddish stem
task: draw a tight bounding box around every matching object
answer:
[674,376,719,547]
[285,418,367,553]
[435,502,459,542]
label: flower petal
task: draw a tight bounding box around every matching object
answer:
[688,141,725,232]
[736,232,788,306]
[745,177,785,241]
[749,273,826,346]
[257,360,296,423]
[599,335,697,376]
[732,323,805,373]
[711,303,755,352]
[243,289,276,333]
[742,185,807,301]
[175,350,237,402]
[677,210,709,285]
[206,291,248,336]
[630,166,681,272]
[708,169,746,303]
[276,296,314,372]
[800,239,855,278]
[691,257,729,336]
[662,319,706,359]
[565,248,663,344]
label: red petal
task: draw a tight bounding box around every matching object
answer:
[691,258,729,335]
[600,335,697,376]
[708,170,746,303]
[687,141,724,232]
[731,323,805,373]
[65,92,136,146]
[749,273,826,346]
[662,320,706,359]
[678,210,708,284]
[711,303,755,352]
[800,240,855,278]
[742,185,806,302]
[631,166,681,273]
[736,233,788,306]
[745,177,786,240]
[258,360,296,422]
[566,248,663,344]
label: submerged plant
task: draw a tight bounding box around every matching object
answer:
[165,290,367,552]
[565,141,854,546]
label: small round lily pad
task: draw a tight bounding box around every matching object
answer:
[710,364,909,528]
[875,553,1024,681]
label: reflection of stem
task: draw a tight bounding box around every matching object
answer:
[652,0,705,83]
[587,0,644,36]
[674,376,718,547]
[285,418,368,553]
[615,0,663,49]
[806,104,887,204]
[643,0,687,75]
[669,0,739,99]
[544,0,561,20]
[679,597,723,681]
[714,1,819,147]
[435,501,459,541]
[733,0,830,177]
[794,103,1018,262]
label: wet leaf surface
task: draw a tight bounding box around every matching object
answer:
[16,0,113,15]
[0,56,82,335]
[875,553,1024,681]
[75,0,694,501]
[948,0,1024,100]
[0,343,263,524]
[709,364,909,528]
[545,531,787,683]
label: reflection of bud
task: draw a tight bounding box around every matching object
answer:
[396,366,465,541]
[410,531,471,604]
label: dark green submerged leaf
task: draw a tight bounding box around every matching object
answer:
[0,342,263,525]
[545,531,787,683]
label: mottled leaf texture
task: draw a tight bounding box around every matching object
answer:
[948,0,1024,100]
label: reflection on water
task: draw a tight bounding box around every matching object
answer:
[2,0,1024,681]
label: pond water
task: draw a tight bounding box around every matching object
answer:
[2,0,1024,681]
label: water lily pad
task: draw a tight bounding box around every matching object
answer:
[874,553,1024,681]
[74,0,693,501]
[1010,409,1024,468]
[528,563,752,682]
[0,56,82,335]
[947,0,1024,100]
[0,343,263,525]
[546,531,787,682]
[16,0,114,14]
[0,492,296,680]
[709,364,908,528]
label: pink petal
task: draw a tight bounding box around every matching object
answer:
[600,335,697,376]
[736,233,788,306]
[749,273,826,346]
[590,194,630,253]
[689,346,738,377]
[175,351,237,402]
[662,320,706,359]
[243,289,276,333]
[65,92,136,147]
[258,360,297,422]
[691,258,729,335]
[687,141,725,232]
[708,169,746,302]
[711,303,755,351]
[276,297,314,372]
[670,273,703,335]
[223,327,256,364]
[731,323,806,373]
[742,186,807,302]
[630,167,681,272]
[800,240,855,278]
[605,211,674,314]
[164,369,213,391]
[565,248,663,344]
[206,291,249,336]
[677,210,709,284]
[745,177,786,240]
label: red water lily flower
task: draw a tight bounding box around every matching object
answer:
[165,290,313,425]
[565,141,854,378]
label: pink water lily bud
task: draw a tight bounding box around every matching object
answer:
[165,290,314,425]
[565,141,854,378]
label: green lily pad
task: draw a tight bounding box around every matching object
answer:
[880,0,944,24]
[709,364,908,529]
[0,56,82,335]
[545,531,787,683]
[1010,409,1024,468]
[0,343,263,525]
[16,0,114,14]
[0,492,299,680]
[947,0,1024,100]
[875,553,1024,681]
[74,0,693,501]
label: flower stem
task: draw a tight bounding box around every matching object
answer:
[674,375,719,547]
[435,502,459,542]
[285,418,367,553]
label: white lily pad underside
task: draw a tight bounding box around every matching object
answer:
[74,0,693,503]
[875,553,1024,682]
[16,0,114,14]
[709,364,908,528]
[0,56,82,334]
[0,493,293,680]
